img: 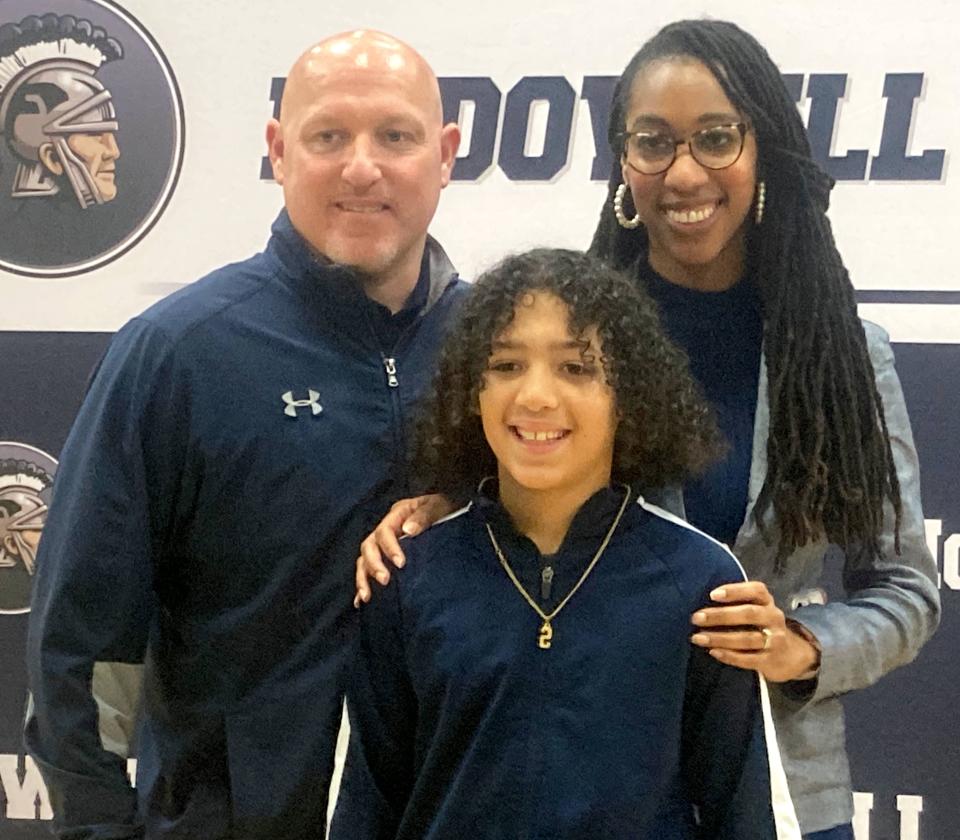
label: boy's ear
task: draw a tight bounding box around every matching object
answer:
[471,381,484,416]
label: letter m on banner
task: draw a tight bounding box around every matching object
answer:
[0,754,53,819]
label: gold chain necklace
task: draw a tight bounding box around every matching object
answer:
[484,485,631,650]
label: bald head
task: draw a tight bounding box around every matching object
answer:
[280,31,444,131]
[265,31,459,306]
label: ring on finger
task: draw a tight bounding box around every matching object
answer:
[760,627,773,651]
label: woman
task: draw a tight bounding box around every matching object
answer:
[333,248,800,839]
[355,20,940,840]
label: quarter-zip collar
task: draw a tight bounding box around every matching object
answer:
[473,480,632,611]
[264,208,460,328]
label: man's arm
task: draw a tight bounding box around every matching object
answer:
[25,319,186,839]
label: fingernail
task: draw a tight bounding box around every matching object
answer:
[394,555,405,568]
[376,572,388,584]
[691,633,709,645]
[709,649,725,661]
[353,597,360,609]
[693,611,707,625]
[402,522,421,536]
[710,587,726,600]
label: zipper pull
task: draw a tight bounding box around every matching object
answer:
[383,357,399,388]
[540,565,554,601]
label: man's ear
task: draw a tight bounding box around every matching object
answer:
[265,119,285,184]
[38,143,63,176]
[438,122,461,188]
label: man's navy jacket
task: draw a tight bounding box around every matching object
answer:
[26,210,469,839]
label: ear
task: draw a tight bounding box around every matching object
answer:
[471,380,485,416]
[265,119,285,184]
[38,143,63,176]
[438,122,461,188]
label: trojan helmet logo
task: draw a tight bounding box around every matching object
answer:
[0,442,57,615]
[0,3,184,277]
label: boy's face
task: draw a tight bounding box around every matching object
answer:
[479,291,619,501]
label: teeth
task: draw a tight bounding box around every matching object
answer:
[665,204,716,224]
[516,428,565,441]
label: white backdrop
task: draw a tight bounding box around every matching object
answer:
[1,0,957,342]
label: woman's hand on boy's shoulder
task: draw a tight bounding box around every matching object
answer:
[689,580,822,683]
[354,494,456,607]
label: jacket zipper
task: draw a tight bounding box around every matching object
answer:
[540,565,554,601]
[382,356,399,388]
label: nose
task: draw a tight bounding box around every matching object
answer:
[515,364,559,413]
[662,142,709,191]
[103,132,119,159]
[341,136,382,190]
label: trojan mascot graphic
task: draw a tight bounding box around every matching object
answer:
[0,13,122,209]
[0,456,52,613]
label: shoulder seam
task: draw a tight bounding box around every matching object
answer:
[434,501,472,527]
[140,257,285,349]
[396,501,473,549]
[634,495,749,583]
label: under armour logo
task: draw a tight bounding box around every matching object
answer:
[281,390,322,418]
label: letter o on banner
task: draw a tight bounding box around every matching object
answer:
[498,77,575,181]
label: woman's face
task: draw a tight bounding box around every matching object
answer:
[478,291,618,502]
[621,57,757,289]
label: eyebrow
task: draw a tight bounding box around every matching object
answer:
[490,339,591,352]
[627,111,741,131]
[300,111,425,131]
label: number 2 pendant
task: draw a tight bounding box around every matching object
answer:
[538,619,553,649]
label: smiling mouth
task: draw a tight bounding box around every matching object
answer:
[335,201,389,214]
[663,202,718,224]
[511,426,570,442]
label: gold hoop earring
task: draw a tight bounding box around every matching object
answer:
[755,180,766,225]
[614,183,640,229]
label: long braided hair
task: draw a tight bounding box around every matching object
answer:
[589,19,901,565]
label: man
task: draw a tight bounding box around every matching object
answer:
[26,30,463,839]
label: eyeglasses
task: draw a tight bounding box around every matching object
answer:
[619,122,749,175]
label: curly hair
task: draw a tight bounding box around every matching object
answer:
[588,19,901,566]
[411,248,722,496]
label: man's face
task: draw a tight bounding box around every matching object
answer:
[268,46,458,284]
[66,131,120,201]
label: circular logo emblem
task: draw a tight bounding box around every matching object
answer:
[0,2,184,277]
[0,442,57,614]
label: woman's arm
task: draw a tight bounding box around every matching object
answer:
[690,323,940,700]
[781,323,940,702]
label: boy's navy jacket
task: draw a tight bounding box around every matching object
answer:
[332,485,801,840]
[25,210,469,839]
